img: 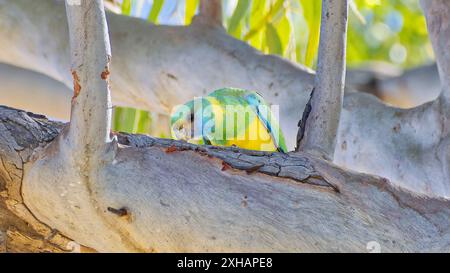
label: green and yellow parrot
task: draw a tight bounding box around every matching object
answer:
[170,88,287,153]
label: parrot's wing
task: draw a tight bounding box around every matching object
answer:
[245,96,288,153]
[201,96,228,146]
[255,105,288,153]
[208,88,287,152]
[207,92,248,141]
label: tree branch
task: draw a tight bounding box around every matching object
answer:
[65,0,113,158]
[0,106,79,252]
[0,63,71,121]
[297,0,348,160]
[420,0,450,103]
[347,63,440,108]
[420,0,450,140]
[2,0,450,198]
[199,0,222,24]
[2,106,450,252]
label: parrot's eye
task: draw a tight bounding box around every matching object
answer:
[174,123,189,140]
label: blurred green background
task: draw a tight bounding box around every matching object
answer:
[112,0,433,136]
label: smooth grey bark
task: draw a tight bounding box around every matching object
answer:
[65,0,113,159]
[2,0,450,197]
[297,0,348,160]
[421,0,450,104]
[1,105,450,252]
[420,0,450,142]
[0,106,77,252]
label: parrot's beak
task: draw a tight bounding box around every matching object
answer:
[172,120,191,141]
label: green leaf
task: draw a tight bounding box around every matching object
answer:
[121,0,132,16]
[265,22,282,55]
[148,0,165,23]
[243,0,284,40]
[248,0,267,48]
[301,0,322,68]
[113,107,153,135]
[135,110,152,134]
[113,107,136,133]
[275,15,292,56]
[228,0,252,35]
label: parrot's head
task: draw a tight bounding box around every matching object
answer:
[244,91,265,108]
[245,92,264,105]
[170,100,196,141]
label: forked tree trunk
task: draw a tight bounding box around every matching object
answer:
[1,0,450,253]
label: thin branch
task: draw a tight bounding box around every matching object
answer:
[296,0,349,160]
[65,0,113,158]
[199,0,222,24]
[420,1,450,107]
